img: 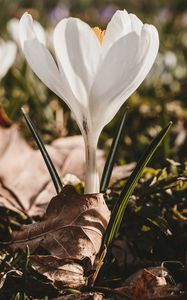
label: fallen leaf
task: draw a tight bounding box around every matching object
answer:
[0,270,59,299]
[10,185,110,287]
[0,125,62,215]
[0,126,104,216]
[11,185,110,262]
[112,237,136,268]
[0,124,132,217]
[115,266,180,299]
[31,255,87,288]
[0,269,22,289]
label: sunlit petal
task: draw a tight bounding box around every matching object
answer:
[129,14,143,35]
[53,17,101,107]
[33,20,47,45]
[90,25,159,130]
[103,9,143,53]
[19,13,84,126]
[8,17,46,46]
[0,40,17,80]
[19,10,159,194]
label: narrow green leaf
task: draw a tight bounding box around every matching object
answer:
[100,108,129,193]
[21,107,63,194]
[102,121,172,250]
[14,292,21,300]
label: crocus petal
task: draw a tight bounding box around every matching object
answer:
[19,13,63,99]
[129,14,143,35]
[7,19,19,43]
[8,17,46,46]
[53,17,101,107]
[90,25,159,130]
[0,40,17,80]
[33,20,47,45]
[19,10,159,195]
[19,13,83,122]
[103,10,143,53]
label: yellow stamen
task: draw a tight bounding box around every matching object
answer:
[93,27,105,44]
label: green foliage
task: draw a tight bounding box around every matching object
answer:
[109,160,187,261]
[22,108,63,194]
[94,160,187,285]
[100,108,128,193]
[102,122,172,252]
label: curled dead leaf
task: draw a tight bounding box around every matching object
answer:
[31,255,87,288]
[11,185,110,263]
[115,266,181,300]
[10,186,110,288]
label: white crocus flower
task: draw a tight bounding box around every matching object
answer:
[0,39,17,80]
[19,10,159,194]
[7,17,46,47]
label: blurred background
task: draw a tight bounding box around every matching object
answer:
[0,0,186,166]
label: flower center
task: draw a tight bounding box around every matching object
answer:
[93,27,105,44]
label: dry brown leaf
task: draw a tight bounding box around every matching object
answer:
[0,125,62,215]
[0,268,59,299]
[31,255,87,288]
[0,126,104,216]
[115,266,179,300]
[0,124,133,217]
[112,237,136,268]
[0,269,22,289]
[11,185,110,264]
[10,185,110,287]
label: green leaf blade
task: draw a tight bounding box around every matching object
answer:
[100,108,129,193]
[102,121,173,249]
[21,107,63,194]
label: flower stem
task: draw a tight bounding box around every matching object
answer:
[84,136,99,194]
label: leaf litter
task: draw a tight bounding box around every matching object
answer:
[0,124,130,217]
[9,185,110,288]
[0,123,186,299]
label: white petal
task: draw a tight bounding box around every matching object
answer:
[33,20,47,45]
[102,10,143,54]
[7,17,46,46]
[129,14,143,35]
[53,17,101,107]
[7,18,20,44]
[90,25,159,130]
[0,40,17,80]
[19,13,87,134]
[19,13,63,98]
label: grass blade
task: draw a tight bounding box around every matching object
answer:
[102,121,172,250]
[100,108,129,193]
[21,107,63,194]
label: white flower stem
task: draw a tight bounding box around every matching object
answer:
[84,136,100,194]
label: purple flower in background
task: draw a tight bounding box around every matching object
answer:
[48,3,70,25]
[100,4,119,24]
[157,8,173,25]
[181,12,187,27]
